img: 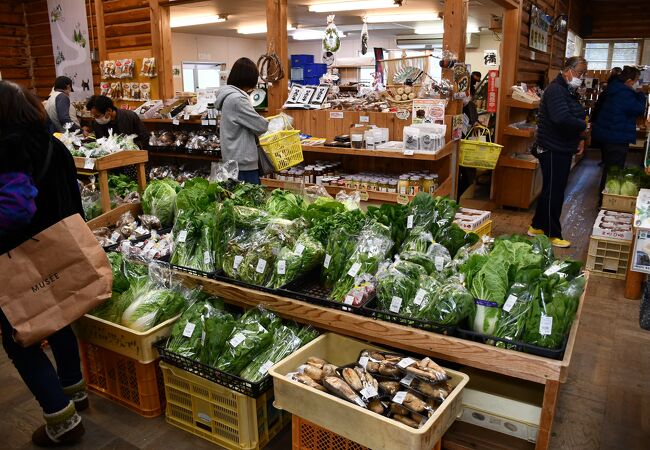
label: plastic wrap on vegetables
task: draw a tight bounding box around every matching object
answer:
[376,260,426,315]
[199,309,236,367]
[492,282,536,348]
[417,279,473,325]
[239,325,302,382]
[400,226,435,254]
[222,231,256,278]
[435,223,479,258]
[166,297,224,359]
[265,189,306,219]
[341,274,376,307]
[142,179,178,227]
[270,232,325,288]
[321,227,358,289]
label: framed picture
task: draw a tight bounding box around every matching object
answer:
[310,85,330,105]
[287,84,303,104]
[299,86,316,104]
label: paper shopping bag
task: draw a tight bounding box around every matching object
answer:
[0,214,112,347]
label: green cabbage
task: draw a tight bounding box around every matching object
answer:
[605,177,621,195]
[142,180,179,227]
[620,178,639,197]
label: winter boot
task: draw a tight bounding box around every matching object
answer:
[63,379,89,411]
[32,401,85,447]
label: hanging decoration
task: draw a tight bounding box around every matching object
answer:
[361,17,369,55]
[323,15,341,53]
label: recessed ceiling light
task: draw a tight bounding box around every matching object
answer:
[365,13,440,23]
[308,0,398,13]
[170,15,226,28]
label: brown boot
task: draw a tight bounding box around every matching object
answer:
[32,401,85,447]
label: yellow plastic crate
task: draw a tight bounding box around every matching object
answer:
[474,220,492,237]
[259,130,303,171]
[601,191,636,213]
[586,235,631,280]
[160,362,289,450]
[459,140,503,170]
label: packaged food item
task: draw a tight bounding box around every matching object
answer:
[140,83,151,100]
[140,57,157,77]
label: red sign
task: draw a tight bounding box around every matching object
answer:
[487,69,499,113]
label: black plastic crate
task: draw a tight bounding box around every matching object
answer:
[169,263,217,279]
[212,271,279,295]
[277,271,373,312]
[154,341,272,398]
[361,297,457,335]
[455,326,567,360]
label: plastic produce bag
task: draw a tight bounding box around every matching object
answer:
[376,260,427,316]
[321,228,358,289]
[269,232,325,289]
[416,279,473,325]
[492,281,536,347]
[166,297,225,359]
[239,325,302,382]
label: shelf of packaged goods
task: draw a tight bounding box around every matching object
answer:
[261,175,451,204]
[148,151,220,162]
[506,97,540,110]
[301,140,454,161]
[504,126,536,138]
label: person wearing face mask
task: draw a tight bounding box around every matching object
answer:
[592,66,647,200]
[85,95,149,149]
[528,56,588,248]
[44,76,80,133]
[215,57,269,184]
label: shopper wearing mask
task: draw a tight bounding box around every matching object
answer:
[0,81,87,447]
[528,56,588,248]
[85,95,149,149]
[215,57,269,184]
[593,66,647,198]
[44,76,80,132]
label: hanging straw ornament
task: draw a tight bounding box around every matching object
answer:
[361,17,369,55]
[323,15,341,53]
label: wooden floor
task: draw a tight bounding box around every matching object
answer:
[1,150,648,449]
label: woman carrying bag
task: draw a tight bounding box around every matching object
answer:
[0,81,88,447]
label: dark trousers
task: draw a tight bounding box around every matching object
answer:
[238,169,260,185]
[599,142,629,196]
[0,309,83,414]
[532,151,573,239]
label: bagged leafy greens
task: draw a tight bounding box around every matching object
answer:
[239,325,302,382]
[265,189,305,219]
[376,260,427,316]
[166,296,225,359]
[142,179,179,227]
[269,232,325,288]
[416,278,473,326]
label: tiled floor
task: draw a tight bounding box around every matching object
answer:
[1,150,648,449]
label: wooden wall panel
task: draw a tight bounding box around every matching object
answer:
[0,0,32,90]
[583,0,650,39]
[23,0,54,97]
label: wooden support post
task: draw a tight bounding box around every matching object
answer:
[150,0,174,99]
[93,0,107,61]
[266,0,288,114]
[536,380,560,450]
[97,169,111,213]
[625,245,644,299]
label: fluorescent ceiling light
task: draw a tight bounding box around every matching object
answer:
[365,13,440,23]
[414,26,444,35]
[308,0,398,13]
[467,24,480,33]
[238,24,296,34]
[170,15,226,28]
[292,29,346,40]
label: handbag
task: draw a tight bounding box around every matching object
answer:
[257,137,276,176]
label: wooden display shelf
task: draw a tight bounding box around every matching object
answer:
[148,151,220,161]
[498,155,539,170]
[261,175,451,204]
[302,140,454,162]
[504,126,536,138]
[74,151,148,213]
[506,97,541,110]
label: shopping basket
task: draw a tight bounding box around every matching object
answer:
[459,125,503,170]
[259,114,303,171]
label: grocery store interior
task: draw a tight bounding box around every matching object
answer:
[1,0,649,449]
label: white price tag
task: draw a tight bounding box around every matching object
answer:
[201,330,206,345]
[111,231,121,242]
[135,226,148,235]
[358,356,369,368]
[389,296,403,313]
[295,243,305,255]
[172,119,180,125]
[120,240,131,253]
[360,116,370,123]
[203,250,212,265]
[360,385,378,399]
[329,111,344,119]
[201,119,209,126]
[401,374,415,386]
[84,158,94,170]
[256,258,267,273]
[544,265,561,276]
[434,256,444,271]
[344,295,355,305]
[539,314,553,336]
[259,360,274,375]
[182,322,196,338]
[230,332,246,347]
[143,241,156,254]
[393,391,408,404]
[323,254,332,268]
[233,255,244,270]
[407,215,414,229]
[354,397,366,407]
[503,294,518,313]
[277,260,286,275]
[347,262,362,277]
[209,119,217,126]
[403,149,415,156]
[177,230,188,243]
[397,357,416,369]
[413,289,427,306]
[184,114,190,121]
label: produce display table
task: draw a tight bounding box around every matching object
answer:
[173,271,588,450]
[74,150,148,213]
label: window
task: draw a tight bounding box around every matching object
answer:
[583,41,641,70]
[182,62,225,92]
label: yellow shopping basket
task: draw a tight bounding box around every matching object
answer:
[259,114,304,171]
[459,125,503,170]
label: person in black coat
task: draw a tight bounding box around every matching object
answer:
[85,95,149,149]
[529,57,588,248]
[0,81,87,447]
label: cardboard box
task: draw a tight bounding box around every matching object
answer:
[592,210,633,241]
[454,208,491,231]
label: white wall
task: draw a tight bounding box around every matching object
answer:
[464,32,502,78]
[288,35,395,62]
[172,32,266,92]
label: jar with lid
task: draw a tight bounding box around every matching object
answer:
[397,175,410,195]
[303,166,314,184]
[314,166,324,185]
[360,177,369,191]
[409,176,421,195]
[368,178,378,191]
[388,179,398,193]
[432,174,439,191]
[295,170,304,184]
[422,176,434,195]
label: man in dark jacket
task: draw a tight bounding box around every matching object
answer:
[529,56,588,248]
[85,95,149,149]
[593,66,647,196]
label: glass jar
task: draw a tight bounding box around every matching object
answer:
[398,175,410,195]
[360,177,369,191]
[422,176,434,195]
[388,180,398,193]
[432,174,439,191]
[314,166,324,185]
[368,178,378,192]
[409,176,421,195]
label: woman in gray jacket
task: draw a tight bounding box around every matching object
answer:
[215,58,269,184]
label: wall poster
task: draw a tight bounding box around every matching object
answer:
[529,5,552,53]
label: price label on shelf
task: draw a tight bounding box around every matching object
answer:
[202,119,209,126]
[259,360,274,375]
[295,243,305,255]
[277,260,286,275]
[407,215,414,229]
[173,119,180,126]
[344,295,355,305]
[233,255,243,270]
[135,226,148,235]
[230,332,246,348]
[360,116,369,123]
[392,391,408,404]
[323,254,332,268]
[413,289,427,306]
[84,158,94,170]
[539,314,553,336]
[397,357,416,369]
[389,296,403,313]
[434,256,445,271]
[256,258,267,273]
[177,230,188,243]
[396,194,409,205]
[347,262,361,277]
[184,114,190,121]
[182,322,196,338]
[208,119,217,126]
[360,191,369,201]
[403,149,415,156]
[329,111,344,119]
[503,294,518,313]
